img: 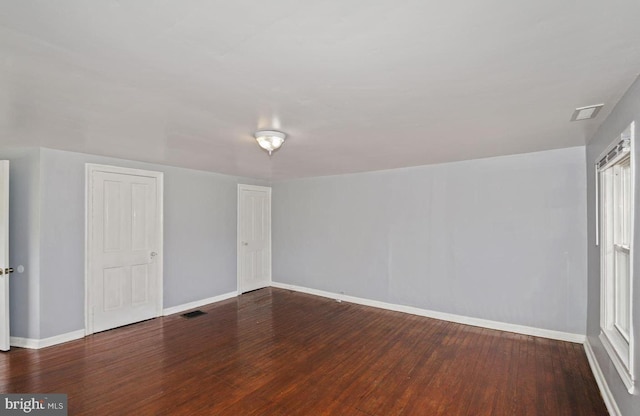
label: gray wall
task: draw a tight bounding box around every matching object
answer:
[2,147,263,339]
[0,148,41,339]
[586,75,640,415]
[273,147,588,334]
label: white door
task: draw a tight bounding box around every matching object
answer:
[237,185,271,293]
[0,161,10,350]
[86,165,163,334]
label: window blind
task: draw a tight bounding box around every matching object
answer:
[597,137,631,171]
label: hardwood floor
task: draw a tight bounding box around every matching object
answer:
[0,288,607,415]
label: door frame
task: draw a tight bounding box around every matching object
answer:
[237,184,272,294]
[0,160,9,351]
[85,164,164,335]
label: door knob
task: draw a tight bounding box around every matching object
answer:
[242,242,248,246]
[150,252,158,257]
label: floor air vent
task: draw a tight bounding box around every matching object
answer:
[182,310,207,318]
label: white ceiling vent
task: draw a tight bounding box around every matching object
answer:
[571,104,604,121]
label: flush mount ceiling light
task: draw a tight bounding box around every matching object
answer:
[571,104,604,121]
[254,130,287,155]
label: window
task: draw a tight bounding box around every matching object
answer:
[597,122,636,393]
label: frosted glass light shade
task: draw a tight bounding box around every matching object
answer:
[254,130,286,155]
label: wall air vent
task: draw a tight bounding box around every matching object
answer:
[571,104,604,121]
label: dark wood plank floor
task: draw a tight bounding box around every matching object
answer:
[0,288,607,415]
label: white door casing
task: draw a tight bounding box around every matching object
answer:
[0,161,9,350]
[237,185,271,294]
[86,164,163,334]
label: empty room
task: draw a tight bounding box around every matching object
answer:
[0,0,639,415]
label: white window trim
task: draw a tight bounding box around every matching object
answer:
[596,122,636,394]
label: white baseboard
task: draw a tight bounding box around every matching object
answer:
[584,338,621,416]
[271,282,585,344]
[10,329,85,350]
[7,293,237,350]
[162,291,237,316]
[10,336,39,349]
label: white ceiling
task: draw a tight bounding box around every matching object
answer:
[0,0,639,180]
